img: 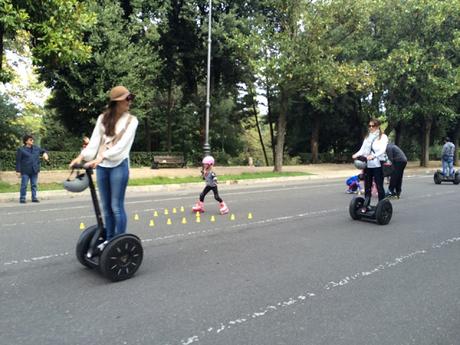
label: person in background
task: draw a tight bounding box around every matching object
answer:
[81,136,90,150]
[15,134,49,203]
[352,118,388,212]
[385,142,407,199]
[345,173,364,194]
[441,137,455,177]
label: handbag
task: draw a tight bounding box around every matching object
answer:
[96,115,133,159]
[380,154,394,177]
[371,138,394,177]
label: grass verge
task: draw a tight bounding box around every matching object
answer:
[0,171,311,193]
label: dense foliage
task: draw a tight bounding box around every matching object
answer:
[1,0,459,169]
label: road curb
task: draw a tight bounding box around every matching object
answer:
[0,168,436,204]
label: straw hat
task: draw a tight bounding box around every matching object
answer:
[109,85,131,101]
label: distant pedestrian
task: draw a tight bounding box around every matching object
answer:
[81,136,90,150]
[441,137,455,177]
[386,143,407,199]
[15,134,49,203]
[192,156,229,214]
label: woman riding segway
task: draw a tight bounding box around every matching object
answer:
[350,118,393,225]
[67,85,143,281]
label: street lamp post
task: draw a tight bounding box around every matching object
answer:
[203,0,212,157]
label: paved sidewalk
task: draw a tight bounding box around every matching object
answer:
[0,162,438,203]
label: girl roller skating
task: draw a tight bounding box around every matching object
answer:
[192,156,229,215]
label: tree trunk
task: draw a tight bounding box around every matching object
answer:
[144,118,151,151]
[266,84,276,166]
[166,82,173,153]
[310,114,320,163]
[274,89,288,172]
[0,23,4,72]
[420,117,432,167]
[394,122,403,146]
[452,121,460,166]
[249,85,269,166]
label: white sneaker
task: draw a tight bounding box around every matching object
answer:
[97,240,109,252]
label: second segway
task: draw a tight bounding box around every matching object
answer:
[433,170,460,185]
[349,156,393,225]
[65,164,143,282]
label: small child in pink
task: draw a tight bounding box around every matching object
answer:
[192,156,229,214]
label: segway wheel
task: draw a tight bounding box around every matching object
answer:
[76,225,100,269]
[434,171,442,184]
[349,196,365,220]
[375,199,392,225]
[454,172,460,185]
[99,234,143,282]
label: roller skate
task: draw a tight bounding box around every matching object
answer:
[219,201,229,215]
[192,201,205,213]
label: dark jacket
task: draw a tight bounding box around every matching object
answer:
[386,143,407,163]
[15,145,47,175]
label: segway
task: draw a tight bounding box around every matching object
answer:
[65,164,143,282]
[349,157,393,225]
[433,169,460,185]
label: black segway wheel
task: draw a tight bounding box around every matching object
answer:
[76,225,100,269]
[99,234,143,282]
[454,172,460,185]
[349,196,365,220]
[434,171,442,184]
[375,199,392,225]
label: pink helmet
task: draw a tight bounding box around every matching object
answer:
[202,155,215,165]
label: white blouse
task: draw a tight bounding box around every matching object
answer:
[354,133,388,168]
[81,112,138,168]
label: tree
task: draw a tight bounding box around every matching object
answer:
[0,92,22,149]
[0,0,96,82]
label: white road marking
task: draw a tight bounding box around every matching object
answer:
[2,208,341,266]
[177,235,460,344]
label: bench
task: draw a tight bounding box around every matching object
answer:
[151,155,185,169]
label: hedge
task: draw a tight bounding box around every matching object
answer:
[0,151,184,171]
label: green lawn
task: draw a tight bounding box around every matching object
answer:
[0,171,311,193]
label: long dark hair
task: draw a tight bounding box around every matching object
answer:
[101,101,123,136]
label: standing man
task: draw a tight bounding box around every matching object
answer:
[386,142,407,199]
[15,134,49,203]
[441,137,455,177]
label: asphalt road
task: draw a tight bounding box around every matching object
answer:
[1,174,459,345]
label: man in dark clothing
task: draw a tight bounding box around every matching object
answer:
[15,134,49,203]
[386,143,407,199]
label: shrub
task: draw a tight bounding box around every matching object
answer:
[0,151,177,171]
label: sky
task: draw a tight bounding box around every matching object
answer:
[0,50,51,111]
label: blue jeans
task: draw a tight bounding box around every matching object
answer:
[20,173,38,201]
[96,159,129,240]
[442,158,454,177]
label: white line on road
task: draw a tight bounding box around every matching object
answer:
[1,188,457,264]
[2,208,341,266]
[0,182,345,217]
[177,235,460,344]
